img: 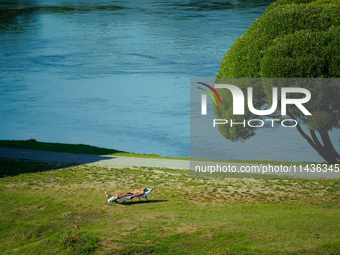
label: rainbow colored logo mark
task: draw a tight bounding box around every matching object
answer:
[197,82,222,115]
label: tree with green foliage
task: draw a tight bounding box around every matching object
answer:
[215,0,340,163]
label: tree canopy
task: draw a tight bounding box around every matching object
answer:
[215,0,340,163]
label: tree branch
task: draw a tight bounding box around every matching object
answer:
[319,131,340,162]
[287,111,334,163]
[310,130,325,150]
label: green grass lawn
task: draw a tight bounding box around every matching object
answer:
[0,158,339,254]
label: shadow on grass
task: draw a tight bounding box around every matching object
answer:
[0,140,125,156]
[105,200,168,206]
[0,157,81,178]
[0,147,115,163]
[0,145,118,178]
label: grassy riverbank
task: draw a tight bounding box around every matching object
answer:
[1,158,340,254]
[0,139,166,158]
[0,139,315,166]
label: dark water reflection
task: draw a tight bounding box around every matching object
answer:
[2,0,326,162]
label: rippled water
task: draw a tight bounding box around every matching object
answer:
[1,0,331,162]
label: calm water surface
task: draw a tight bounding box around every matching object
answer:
[1,0,330,162]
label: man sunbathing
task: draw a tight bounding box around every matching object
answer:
[129,187,147,197]
[105,187,147,199]
[105,191,133,199]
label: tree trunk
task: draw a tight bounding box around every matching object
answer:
[287,112,340,164]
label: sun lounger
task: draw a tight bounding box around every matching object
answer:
[105,188,153,205]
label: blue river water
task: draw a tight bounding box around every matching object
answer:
[0,0,336,162]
